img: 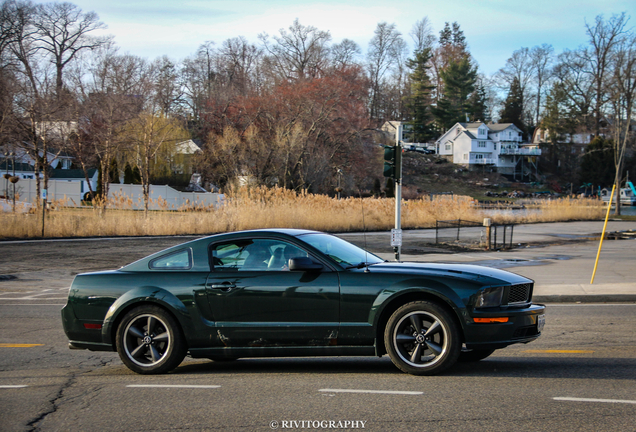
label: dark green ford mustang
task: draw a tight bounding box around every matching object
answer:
[62,229,546,375]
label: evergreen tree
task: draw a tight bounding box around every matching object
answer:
[108,158,119,183]
[124,163,142,184]
[405,48,436,142]
[541,82,575,167]
[432,57,477,130]
[499,77,524,131]
[439,22,452,47]
[467,81,489,122]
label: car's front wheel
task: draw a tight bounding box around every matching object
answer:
[384,301,460,375]
[116,305,187,374]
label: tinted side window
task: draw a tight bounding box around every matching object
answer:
[149,249,192,270]
[210,239,308,272]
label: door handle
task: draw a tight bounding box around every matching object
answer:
[209,282,237,292]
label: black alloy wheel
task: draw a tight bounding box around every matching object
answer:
[116,305,187,374]
[384,301,460,375]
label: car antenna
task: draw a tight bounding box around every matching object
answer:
[359,190,370,273]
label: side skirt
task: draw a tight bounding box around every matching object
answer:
[189,345,376,359]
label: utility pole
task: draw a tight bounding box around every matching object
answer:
[383,124,403,261]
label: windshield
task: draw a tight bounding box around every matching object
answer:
[299,233,383,268]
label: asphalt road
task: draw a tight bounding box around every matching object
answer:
[1,230,636,431]
[1,303,635,431]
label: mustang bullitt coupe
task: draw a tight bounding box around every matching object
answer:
[62,229,546,375]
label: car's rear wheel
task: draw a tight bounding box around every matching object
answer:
[116,305,186,374]
[384,301,460,375]
[458,348,495,362]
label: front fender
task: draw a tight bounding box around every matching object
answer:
[369,281,471,329]
[101,286,194,346]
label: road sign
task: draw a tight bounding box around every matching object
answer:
[391,229,402,247]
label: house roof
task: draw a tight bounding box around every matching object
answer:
[175,139,202,155]
[459,122,486,129]
[487,123,517,132]
[49,168,97,179]
[0,161,35,172]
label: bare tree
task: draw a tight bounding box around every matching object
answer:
[410,17,435,53]
[152,55,183,115]
[33,1,111,96]
[609,32,636,214]
[180,41,218,122]
[530,44,554,124]
[220,36,261,95]
[496,47,535,125]
[367,22,405,121]
[553,50,595,127]
[330,39,360,69]
[259,19,331,81]
[581,12,628,136]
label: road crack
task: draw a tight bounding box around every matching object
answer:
[25,373,77,431]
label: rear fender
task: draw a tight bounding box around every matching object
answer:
[101,286,194,346]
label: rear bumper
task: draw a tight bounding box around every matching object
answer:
[62,303,113,350]
[463,303,546,350]
[68,341,114,351]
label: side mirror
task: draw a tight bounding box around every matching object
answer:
[289,257,323,272]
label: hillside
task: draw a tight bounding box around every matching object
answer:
[400,151,534,200]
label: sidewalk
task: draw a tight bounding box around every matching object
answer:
[340,220,636,303]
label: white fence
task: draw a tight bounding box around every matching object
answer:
[6,179,224,210]
[108,184,224,210]
[7,178,83,205]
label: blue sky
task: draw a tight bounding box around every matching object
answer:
[35,0,636,75]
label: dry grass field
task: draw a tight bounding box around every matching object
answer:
[0,186,606,240]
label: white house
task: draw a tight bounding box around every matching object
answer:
[435,122,541,178]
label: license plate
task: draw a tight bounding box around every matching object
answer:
[537,314,545,332]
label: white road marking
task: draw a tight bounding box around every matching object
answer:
[547,304,636,307]
[554,397,636,404]
[319,389,423,395]
[1,235,197,245]
[126,385,221,389]
[0,385,28,388]
[0,304,65,306]
[0,297,67,300]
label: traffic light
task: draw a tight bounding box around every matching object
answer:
[383,145,402,180]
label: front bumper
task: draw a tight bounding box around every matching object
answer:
[463,303,546,350]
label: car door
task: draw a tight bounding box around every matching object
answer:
[205,238,340,347]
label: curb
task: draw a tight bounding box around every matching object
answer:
[533,295,636,303]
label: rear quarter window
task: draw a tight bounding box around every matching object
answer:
[149,248,193,270]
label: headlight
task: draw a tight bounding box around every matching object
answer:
[475,287,504,308]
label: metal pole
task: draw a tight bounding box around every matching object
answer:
[510,225,514,248]
[456,219,460,241]
[394,125,403,261]
[435,221,439,244]
[591,184,616,284]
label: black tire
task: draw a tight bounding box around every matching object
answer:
[458,348,495,363]
[384,301,460,376]
[116,305,187,374]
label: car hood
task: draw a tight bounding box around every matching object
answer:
[365,262,531,285]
